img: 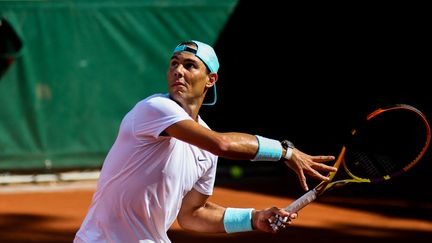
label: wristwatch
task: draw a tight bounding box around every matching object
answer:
[281,140,295,160]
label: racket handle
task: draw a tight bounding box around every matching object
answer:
[269,189,317,231]
[285,188,317,213]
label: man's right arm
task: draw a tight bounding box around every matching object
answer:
[164,119,336,191]
[164,119,259,160]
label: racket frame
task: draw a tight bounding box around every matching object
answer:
[269,104,431,231]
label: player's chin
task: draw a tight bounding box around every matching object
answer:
[168,90,186,101]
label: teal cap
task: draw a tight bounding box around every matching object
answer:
[173,40,219,73]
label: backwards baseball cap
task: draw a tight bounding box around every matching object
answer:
[172,40,219,73]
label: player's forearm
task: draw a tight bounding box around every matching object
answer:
[215,133,295,163]
[177,201,226,233]
[165,120,260,160]
[214,132,259,160]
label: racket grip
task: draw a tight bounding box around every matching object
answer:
[284,188,317,213]
[269,189,317,231]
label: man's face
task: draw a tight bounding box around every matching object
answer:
[167,50,210,104]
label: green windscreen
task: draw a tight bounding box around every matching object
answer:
[0,0,238,171]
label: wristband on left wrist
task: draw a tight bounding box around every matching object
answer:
[251,135,283,161]
[281,140,295,160]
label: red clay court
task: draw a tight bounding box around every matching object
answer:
[1,177,431,243]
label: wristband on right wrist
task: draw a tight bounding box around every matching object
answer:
[223,207,254,233]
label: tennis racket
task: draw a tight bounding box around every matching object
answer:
[270,104,431,231]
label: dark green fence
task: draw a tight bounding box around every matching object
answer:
[0,0,238,171]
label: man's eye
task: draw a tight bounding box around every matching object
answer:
[184,63,195,69]
[170,61,178,68]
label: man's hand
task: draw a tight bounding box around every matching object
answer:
[251,207,297,233]
[284,148,337,191]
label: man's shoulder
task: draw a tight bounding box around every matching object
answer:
[141,93,169,103]
[135,93,182,114]
[137,93,171,107]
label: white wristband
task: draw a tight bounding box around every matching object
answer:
[283,147,293,160]
[281,140,295,160]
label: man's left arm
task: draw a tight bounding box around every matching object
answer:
[177,188,226,233]
[177,188,295,234]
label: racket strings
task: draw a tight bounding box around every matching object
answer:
[346,150,396,178]
[345,105,430,181]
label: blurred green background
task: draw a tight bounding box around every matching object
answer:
[1,1,431,204]
[0,0,238,170]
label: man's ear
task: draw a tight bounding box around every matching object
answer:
[206,73,218,88]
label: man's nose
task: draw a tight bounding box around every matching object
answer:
[173,65,184,77]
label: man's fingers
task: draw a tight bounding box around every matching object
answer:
[302,166,331,182]
[297,172,309,191]
[311,162,337,172]
[311,155,335,162]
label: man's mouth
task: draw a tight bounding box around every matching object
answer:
[170,79,186,88]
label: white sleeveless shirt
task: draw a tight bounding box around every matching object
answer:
[74,94,218,243]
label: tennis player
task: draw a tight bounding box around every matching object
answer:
[74,40,336,243]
